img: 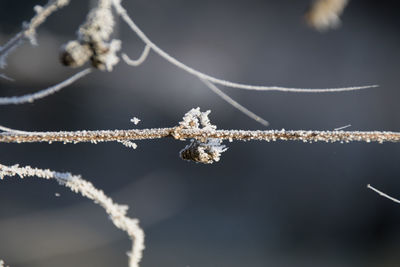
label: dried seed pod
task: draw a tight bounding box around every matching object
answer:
[59,2,120,71]
[180,139,227,164]
[60,40,92,67]
[305,0,348,31]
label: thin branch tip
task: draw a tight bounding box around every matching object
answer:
[0,68,91,105]
[367,184,400,204]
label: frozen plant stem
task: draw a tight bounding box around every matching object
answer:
[0,163,145,267]
[1,127,400,144]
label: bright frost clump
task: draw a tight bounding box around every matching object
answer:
[130,117,141,125]
[179,107,217,131]
[179,108,227,164]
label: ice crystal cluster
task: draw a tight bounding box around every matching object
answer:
[178,108,227,164]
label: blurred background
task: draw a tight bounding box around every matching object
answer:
[1,0,400,266]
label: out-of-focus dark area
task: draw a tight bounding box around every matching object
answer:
[1,0,400,266]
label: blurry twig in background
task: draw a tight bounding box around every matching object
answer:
[113,0,375,93]
[0,0,376,127]
[0,68,91,105]
[367,184,400,204]
[0,0,71,68]
[0,163,145,267]
[305,0,349,31]
[0,73,14,81]
[199,78,270,127]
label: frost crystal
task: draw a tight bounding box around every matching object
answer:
[130,117,141,125]
[118,140,138,149]
[179,108,227,164]
[179,107,216,131]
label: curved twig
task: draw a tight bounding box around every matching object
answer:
[0,68,91,105]
[0,163,145,267]
[122,44,151,67]
[367,184,400,204]
[200,78,269,126]
[112,0,377,93]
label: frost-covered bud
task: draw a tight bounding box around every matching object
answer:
[178,108,228,164]
[180,139,227,164]
[179,107,217,131]
[78,7,114,44]
[60,40,92,67]
[59,1,119,71]
[90,39,121,71]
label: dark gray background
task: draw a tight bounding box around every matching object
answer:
[1,0,400,266]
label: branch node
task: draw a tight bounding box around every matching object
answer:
[178,108,228,164]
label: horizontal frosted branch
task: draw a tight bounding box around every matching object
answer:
[1,127,399,144]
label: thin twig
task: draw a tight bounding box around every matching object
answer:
[0,0,71,67]
[0,73,14,81]
[0,127,399,144]
[0,163,145,267]
[367,184,400,204]
[334,124,351,131]
[200,78,269,126]
[0,68,91,105]
[0,125,35,135]
[122,44,151,67]
[112,0,377,93]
